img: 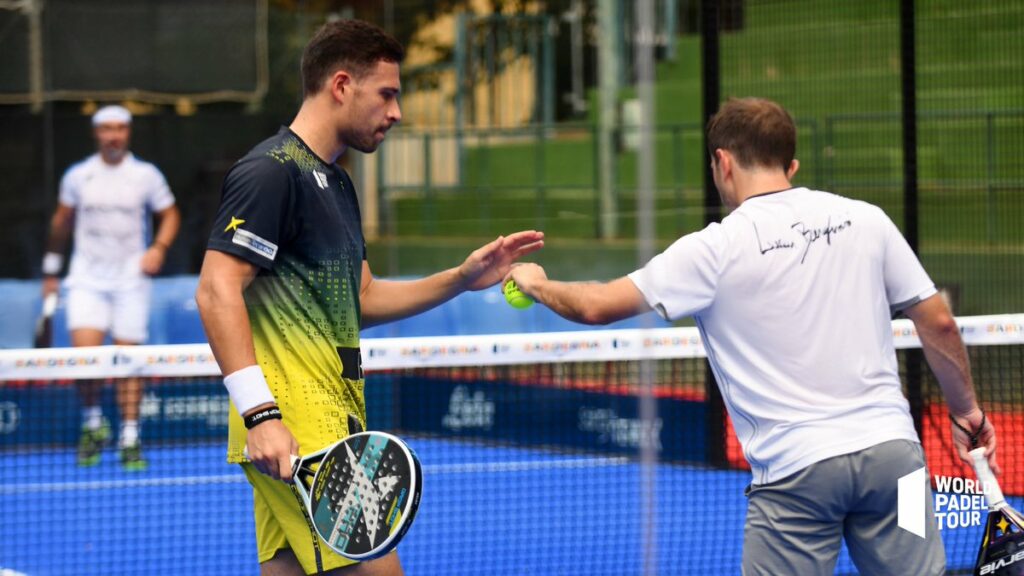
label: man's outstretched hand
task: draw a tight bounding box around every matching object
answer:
[457,230,544,291]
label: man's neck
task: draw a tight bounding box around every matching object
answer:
[734,172,794,205]
[290,100,345,164]
[100,152,128,166]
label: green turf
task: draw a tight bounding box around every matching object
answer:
[374,2,1024,313]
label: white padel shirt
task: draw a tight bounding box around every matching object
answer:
[628,187,936,484]
[59,153,175,290]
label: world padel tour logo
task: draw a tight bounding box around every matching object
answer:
[898,467,989,537]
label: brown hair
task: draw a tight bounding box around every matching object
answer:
[706,98,796,171]
[301,19,405,98]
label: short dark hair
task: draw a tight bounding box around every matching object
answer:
[301,19,405,98]
[706,98,796,172]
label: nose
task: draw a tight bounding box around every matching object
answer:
[389,100,402,124]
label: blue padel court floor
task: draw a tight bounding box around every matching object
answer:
[0,438,985,575]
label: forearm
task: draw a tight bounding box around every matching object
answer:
[919,321,977,416]
[531,279,609,325]
[906,295,978,416]
[361,267,465,327]
[45,226,70,255]
[152,206,181,250]
[45,207,73,259]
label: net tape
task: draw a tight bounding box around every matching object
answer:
[2,314,1021,381]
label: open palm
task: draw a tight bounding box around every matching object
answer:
[459,230,544,291]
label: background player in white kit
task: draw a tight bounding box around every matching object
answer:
[41,105,180,470]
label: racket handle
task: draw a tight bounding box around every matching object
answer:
[971,447,1006,510]
[242,447,302,482]
[42,292,58,317]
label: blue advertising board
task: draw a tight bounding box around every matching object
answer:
[0,377,396,448]
[393,375,708,463]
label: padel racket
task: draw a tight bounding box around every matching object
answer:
[971,447,1024,575]
[286,431,422,561]
[34,292,57,348]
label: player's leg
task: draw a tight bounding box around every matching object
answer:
[322,551,403,575]
[741,457,850,575]
[67,287,112,466]
[112,285,151,470]
[260,548,304,576]
[243,464,400,576]
[843,439,945,576]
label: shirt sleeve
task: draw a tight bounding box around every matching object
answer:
[880,210,937,312]
[57,166,79,207]
[206,157,295,269]
[144,165,176,212]
[627,223,726,321]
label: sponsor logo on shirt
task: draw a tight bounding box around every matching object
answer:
[313,170,329,190]
[224,216,246,232]
[232,228,278,261]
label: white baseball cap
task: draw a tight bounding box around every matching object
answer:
[92,105,132,126]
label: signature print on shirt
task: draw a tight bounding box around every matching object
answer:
[754,215,853,263]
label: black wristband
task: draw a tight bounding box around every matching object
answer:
[949,410,987,448]
[244,406,282,429]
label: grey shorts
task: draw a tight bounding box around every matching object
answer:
[742,439,945,576]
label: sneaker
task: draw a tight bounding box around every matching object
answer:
[77,421,110,467]
[119,444,148,471]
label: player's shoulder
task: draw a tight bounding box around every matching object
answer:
[124,154,168,180]
[230,132,296,178]
[809,188,892,223]
[61,153,100,182]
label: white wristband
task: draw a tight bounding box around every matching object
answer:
[42,252,63,275]
[223,365,276,417]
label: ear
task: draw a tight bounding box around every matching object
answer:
[786,159,800,180]
[328,70,353,104]
[714,149,731,178]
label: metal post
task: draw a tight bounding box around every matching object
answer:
[423,133,434,235]
[701,0,727,469]
[900,0,923,439]
[636,1,658,574]
[597,0,621,239]
[27,0,43,113]
[566,0,587,114]
[542,16,555,127]
[664,0,678,61]
[455,13,467,180]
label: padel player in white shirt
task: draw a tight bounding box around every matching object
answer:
[41,105,180,470]
[506,98,997,576]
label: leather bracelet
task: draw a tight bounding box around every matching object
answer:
[949,410,987,448]
[244,406,282,430]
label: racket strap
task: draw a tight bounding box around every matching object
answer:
[950,410,987,448]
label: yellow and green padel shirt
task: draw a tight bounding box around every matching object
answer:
[207,127,366,463]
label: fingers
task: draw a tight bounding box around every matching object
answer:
[985,436,1000,475]
[512,240,545,259]
[503,230,544,245]
[251,450,292,481]
[247,420,299,482]
[279,453,296,484]
[502,263,523,285]
[951,421,1000,477]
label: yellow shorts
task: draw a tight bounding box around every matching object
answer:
[242,463,357,574]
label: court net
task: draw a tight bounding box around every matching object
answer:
[0,314,1022,575]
